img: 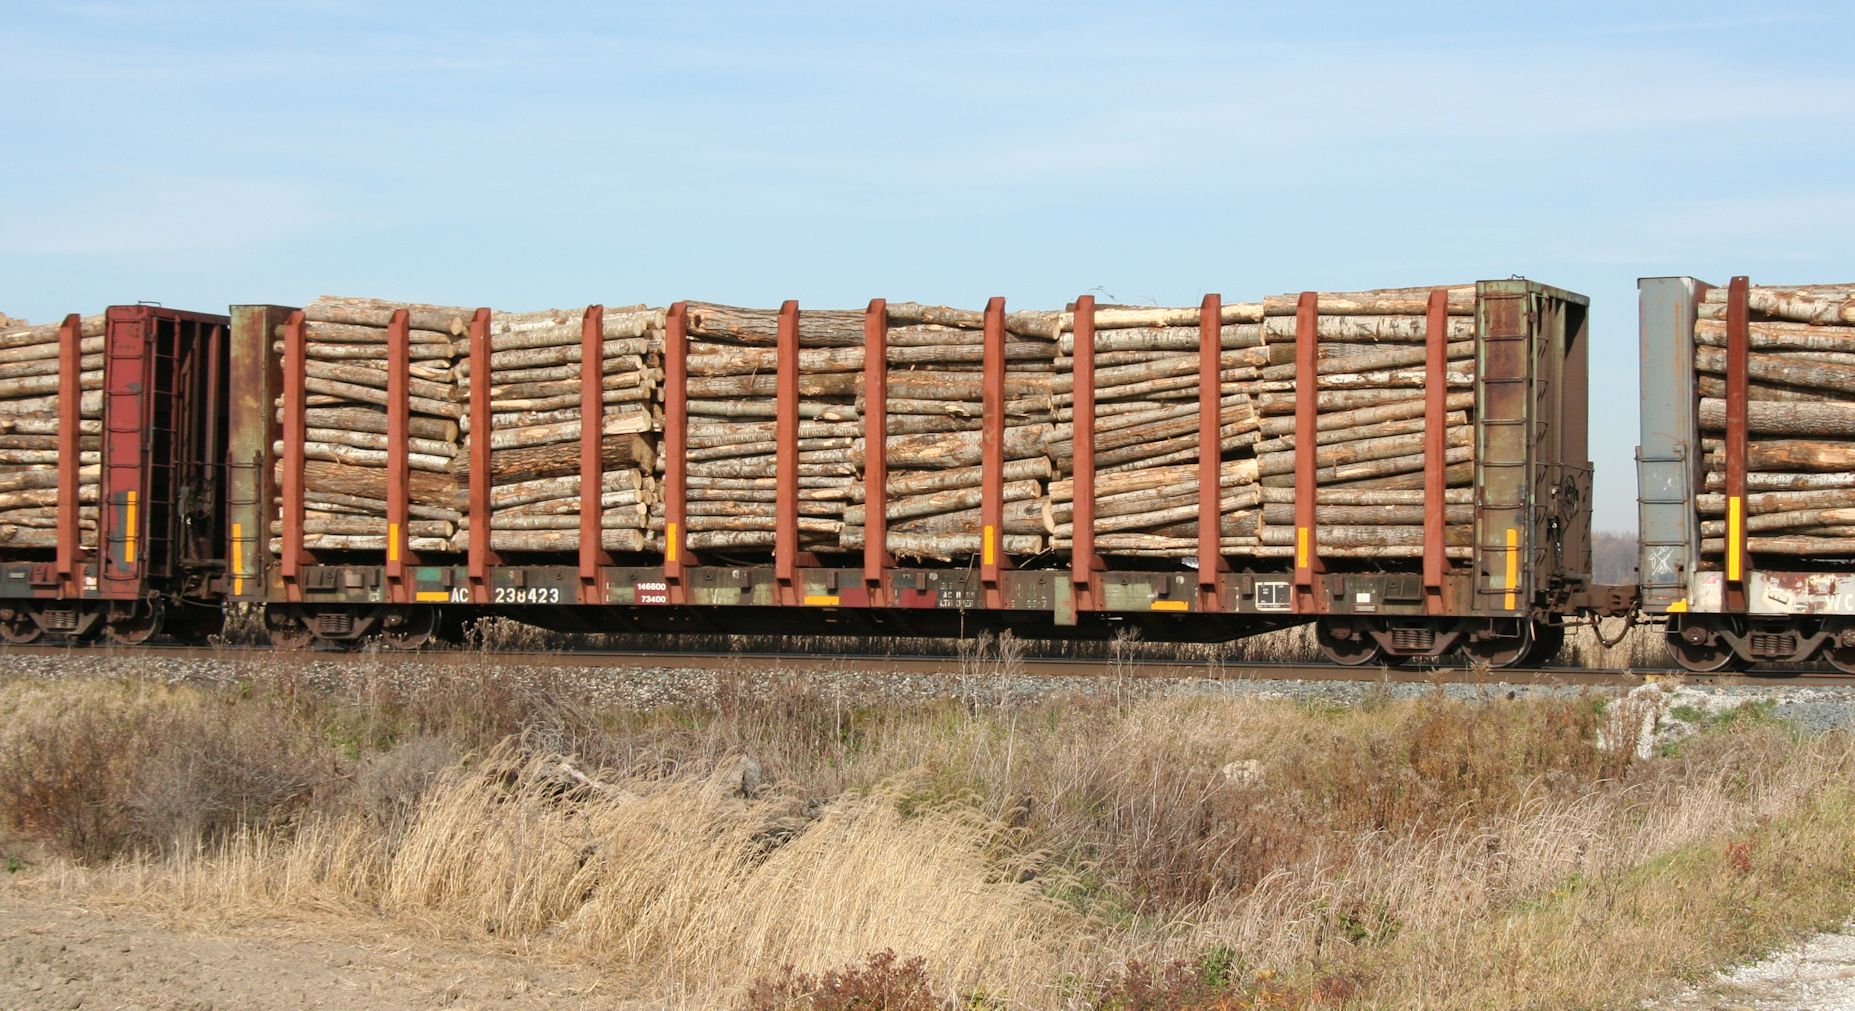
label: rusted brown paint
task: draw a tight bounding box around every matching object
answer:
[1423,288,1449,614]
[662,301,691,604]
[578,304,609,604]
[1725,275,1750,611]
[1197,293,1225,610]
[1070,295,1099,612]
[981,296,1009,609]
[279,309,308,601]
[55,313,82,597]
[466,307,495,603]
[862,299,891,604]
[385,308,412,601]
[1293,290,1322,613]
[775,299,801,606]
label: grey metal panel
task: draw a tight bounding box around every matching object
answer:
[1636,277,1704,612]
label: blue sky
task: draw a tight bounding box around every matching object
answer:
[6,1,1855,530]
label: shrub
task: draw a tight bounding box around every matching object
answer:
[742,950,939,1011]
[0,681,334,862]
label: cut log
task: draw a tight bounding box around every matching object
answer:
[1698,398,1855,438]
[1694,346,1855,396]
[305,296,473,336]
[489,434,655,483]
[1698,287,1855,326]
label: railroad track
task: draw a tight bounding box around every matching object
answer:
[5,642,1853,689]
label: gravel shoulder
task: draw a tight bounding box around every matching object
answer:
[1656,926,1855,1010]
[5,650,1855,735]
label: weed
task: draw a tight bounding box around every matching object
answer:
[741,950,938,1011]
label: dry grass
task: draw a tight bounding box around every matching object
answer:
[2,667,1850,1009]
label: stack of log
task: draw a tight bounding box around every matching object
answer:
[270,296,664,556]
[650,303,862,552]
[252,287,1482,567]
[1251,288,1479,560]
[270,296,469,554]
[0,315,103,550]
[1040,289,1477,560]
[1045,303,1269,558]
[455,304,661,553]
[840,303,1058,560]
[1695,283,1855,560]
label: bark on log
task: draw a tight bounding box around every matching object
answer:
[868,428,1050,469]
[1698,398,1855,438]
[836,528,1043,558]
[1703,471,1855,493]
[1253,410,1469,455]
[1694,346,1855,396]
[1700,536,1855,556]
[483,409,653,451]
[283,407,458,442]
[685,302,865,347]
[305,296,473,336]
[488,434,655,482]
[1698,287,1855,326]
[1257,425,1471,477]
[290,460,465,510]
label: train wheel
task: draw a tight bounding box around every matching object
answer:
[1526,623,1567,666]
[265,607,314,650]
[1316,622,1384,667]
[103,601,164,646]
[167,603,226,644]
[1823,646,1855,675]
[0,609,42,644]
[1463,622,1535,669]
[1666,634,1744,673]
[378,607,438,651]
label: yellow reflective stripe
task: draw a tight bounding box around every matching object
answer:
[1667,598,1688,613]
[231,522,244,596]
[803,594,841,606]
[1503,526,1518,610]
[666,521,679,563]
[414,590,450,602]
[388,522,400,562]
[982,525,996,566]
[125,491,137,564]
[1295,526,1309,569]
[1727,496,1743,581]
[1150,600,1189,612]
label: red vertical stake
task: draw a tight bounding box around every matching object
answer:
[1725,276,1751,612]
[981,296,1008,609]
[467,308,495,603]
[55,313,81,597]
[1197,293,1226,611]
[1422,289,1449,614]
[385,309,412,602]
[863,299,891,605]
[663,302,691,604]
[280,309,308,601]
[1292,290,1323,614]
[578,304,609,604]
[1071,296,1098,612]
[776,299,800,606]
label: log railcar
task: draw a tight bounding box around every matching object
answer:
[0,306,231,643]
[231,279,1610,666]
[1638,276,1855,672]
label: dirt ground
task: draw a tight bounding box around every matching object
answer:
[0,889,621,1011]
[6,885,1855,1011]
